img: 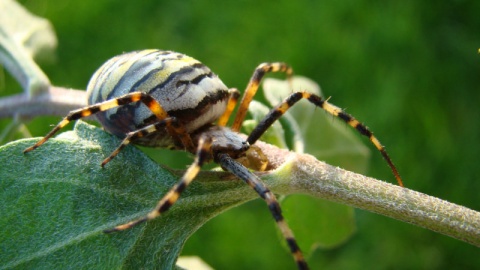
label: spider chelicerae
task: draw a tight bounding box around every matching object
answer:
[24,49,403,270]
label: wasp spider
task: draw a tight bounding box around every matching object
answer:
[24,49,403,269]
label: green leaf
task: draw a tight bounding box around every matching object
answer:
[0,121,256,269]
[0,75,372,268]
[0,0,56,95]
[282,195,356,252]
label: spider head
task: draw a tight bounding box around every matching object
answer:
[195,125,249,159]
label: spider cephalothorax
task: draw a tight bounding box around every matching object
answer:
[24,49,403,270]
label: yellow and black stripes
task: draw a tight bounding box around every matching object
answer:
[247,91,404,187]
[104,136,212,233]
[217,88,241,126]
[86,50,229,148]
[216,153,308,270]
[24,92,169,154]
[232,62,293,131]
[25,49,403,269]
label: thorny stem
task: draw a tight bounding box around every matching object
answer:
[1,87,479,247]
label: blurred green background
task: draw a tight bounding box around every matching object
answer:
[2,0,479,269]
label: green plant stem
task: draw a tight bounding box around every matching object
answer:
[0,86,86,119]
[262,147,480,247]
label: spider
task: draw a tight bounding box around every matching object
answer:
[24,49,403,270]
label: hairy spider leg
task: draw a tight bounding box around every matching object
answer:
[216,153,309,270]
[104,136,212,233]
[217,88,240,126]
[231,62,293,131]
[23,91,194,154]
[247,91,404,187]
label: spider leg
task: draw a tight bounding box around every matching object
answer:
[104,136,212,233]
[216,153,309,270]
[217,88,240,126]
[247,91,404,187]
[100,117,187,167]
[231,63,293,131]
[23,91,194,153]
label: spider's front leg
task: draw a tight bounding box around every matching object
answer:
[231,62,293,131]
[217,88,240,126]
[216,153,309,270]
[104,136,213,233]
[247,91,404,187]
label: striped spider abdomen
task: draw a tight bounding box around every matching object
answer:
[87,50,230,148]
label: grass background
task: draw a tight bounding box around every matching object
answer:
[2,0,479,269]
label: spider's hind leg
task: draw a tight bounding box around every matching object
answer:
[246,91,404,187]
[100,117,190,167]
[23,92,170,153]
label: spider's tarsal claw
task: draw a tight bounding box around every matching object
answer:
[23,146,35,153]
[394,173,404,187]
[23,139,46,153]
[100,158,110,168]
[101,147,124,167]
[103,228,118,234]
[104,217,148,234]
